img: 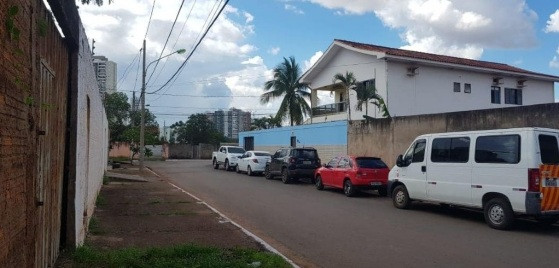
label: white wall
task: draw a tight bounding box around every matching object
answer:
[386,61,555,117]
[73,25,109,246]
[308,48,388,121]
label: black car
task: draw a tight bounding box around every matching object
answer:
[264,147,321,184]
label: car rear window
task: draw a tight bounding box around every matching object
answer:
[292,149,317,159]
[254,152,271,157]
[228,147,246,154]
[539,134,559,164]
[356,157,387,169]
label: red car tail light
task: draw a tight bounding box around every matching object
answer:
[528,168,540,192]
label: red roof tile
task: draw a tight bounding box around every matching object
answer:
[335,39,559,80]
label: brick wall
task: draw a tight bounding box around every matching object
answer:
[348,103,559,167]
[0,0,69,266]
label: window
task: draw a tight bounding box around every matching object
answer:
[491,86,501,104]
[338,158,351,168]
[228,147,245,154]
[356,157,388,169]
[453,82,461,92]
[430,137,470,163]
[254,152,271,157]
[539,135,559,164]
[505,88,522,105]
[475,135,521,164]
[327,157,339,168]
[464,83,471,93]
[292,149,317,159]
[404,139,426,163]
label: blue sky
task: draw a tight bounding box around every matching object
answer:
[78,0,559,126]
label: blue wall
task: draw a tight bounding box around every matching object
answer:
[239,120,347,147]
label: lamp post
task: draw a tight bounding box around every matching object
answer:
[139,40,186,171]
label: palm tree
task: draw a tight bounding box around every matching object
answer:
[354,81,390,118]
[261,57,311,126]
[332,71,357,120]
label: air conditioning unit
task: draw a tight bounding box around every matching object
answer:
[492,77,503,86]
[406,67,418,77]
[517,79,527,88]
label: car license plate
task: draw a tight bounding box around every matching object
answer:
[303,161,311,165]
[370,182,382,186]
[545,178,558,187]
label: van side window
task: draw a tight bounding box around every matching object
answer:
[539,134,559,164]
[431,137,470,163]
[404,139,426,163]
[475,135,520,164]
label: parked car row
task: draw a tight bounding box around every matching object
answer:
[211,127,559,230]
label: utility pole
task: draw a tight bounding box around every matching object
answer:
[140,39,146,171]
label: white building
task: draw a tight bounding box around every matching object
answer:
[300,39,559,122]
[92,55,117,95]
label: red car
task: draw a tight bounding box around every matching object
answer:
[314,156,389,197]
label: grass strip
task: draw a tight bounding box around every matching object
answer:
[72,244,290,268]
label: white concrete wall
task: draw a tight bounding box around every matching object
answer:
[309,48,388,121]
[73,25,109,246]
[386,61,555,117]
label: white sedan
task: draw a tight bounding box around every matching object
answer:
[236,151,272,176]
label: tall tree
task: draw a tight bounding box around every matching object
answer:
[171,114,226,145]
[261,56,311,126]
[251,115,282,130]
[104,92,130,142]
[332,71,357,120]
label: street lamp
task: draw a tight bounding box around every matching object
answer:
[140,39,185,171]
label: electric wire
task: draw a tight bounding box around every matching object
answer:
[144,0,157,39]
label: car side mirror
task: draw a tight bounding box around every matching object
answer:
[396,155,404,167]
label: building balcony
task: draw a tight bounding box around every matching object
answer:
[311,101,347,117]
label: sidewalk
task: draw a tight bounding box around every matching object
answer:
[58,163,290,267]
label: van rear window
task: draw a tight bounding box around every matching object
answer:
[539,135,559,164]
[475,135,520,164]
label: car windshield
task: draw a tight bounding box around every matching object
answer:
[293,149,317,159]
[356,157,387,169]
[228,147,245,154]
[254,152,271,157]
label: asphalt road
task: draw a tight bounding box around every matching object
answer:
[149,160,559,268]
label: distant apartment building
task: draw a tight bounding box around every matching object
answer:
[206,108,251,139]
[93,55,117,95]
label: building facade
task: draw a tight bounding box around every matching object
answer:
[300,39,559,123]
[92,55,117,96]
[207,108,251,139]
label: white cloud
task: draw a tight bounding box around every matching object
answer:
[550,56,559,68]
[309,0,538,59]
[268,47,281,55]
[244,12,254,24]
[242,56,264,65]
[304,51,324,72]
[545,10,559,33]
[285,4,305,15]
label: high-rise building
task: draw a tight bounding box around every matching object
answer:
[93,55,117,96]
[206,108,251,139]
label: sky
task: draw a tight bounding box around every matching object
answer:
[76,0,559,127]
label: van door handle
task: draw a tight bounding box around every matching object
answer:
[421,166,426,172]
[428,181,436,185]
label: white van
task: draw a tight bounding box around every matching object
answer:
[388,127,559,230]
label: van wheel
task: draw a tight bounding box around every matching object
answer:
[236,165,241,173]
[213,159,219,169]
[225,159,230,171]
[392,185,410,209]
[247,166,253,176]
[315,175,324,190]
[343,180,355,197]
[484,198,514,230]
[281,168,290,184]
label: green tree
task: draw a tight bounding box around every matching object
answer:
[260,56,311,126]
[104,92,130,142]
[251,115,282,130]
[354,81,390,118]
[332,71,357,120]
[171,114,226,145]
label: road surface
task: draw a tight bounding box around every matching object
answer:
[149,160,559,268]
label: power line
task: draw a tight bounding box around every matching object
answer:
[116,50,141,90]
[150,0,230,94]
[147,0,187,84]
[144,0,157,39]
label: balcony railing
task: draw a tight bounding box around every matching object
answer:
[311,102,347,117]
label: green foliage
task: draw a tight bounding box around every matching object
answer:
[104,92,131,142]
[38,19,47,37]
[24,96,34,106]
[333,71,391,119]
[88,217,104,235]
[261,56,310,126]
[170,114,226,145]
[72,244,290,268]
[5,5,21,41]
[251,115,282,130]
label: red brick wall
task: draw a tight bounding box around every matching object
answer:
[0,0,69,266]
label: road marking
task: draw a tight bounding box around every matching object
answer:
[145,166,160,177]
[167,181,299,268]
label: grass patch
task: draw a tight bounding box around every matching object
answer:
[110,156,131,163]
[95,194,107,207]
[88,217,105,235]
[102,175,110,185]
[72,244,290,268]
